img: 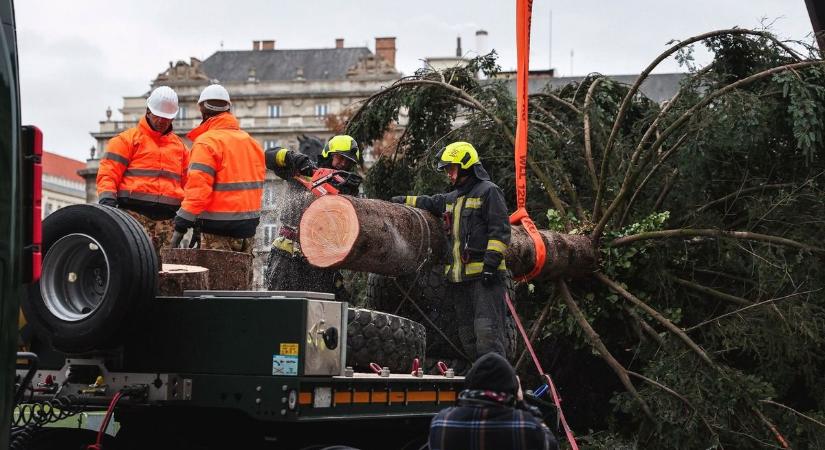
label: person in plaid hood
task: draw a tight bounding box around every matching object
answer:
[429,352,558,450]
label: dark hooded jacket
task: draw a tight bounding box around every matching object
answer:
[400,164,510,283]
[429,353,559,450]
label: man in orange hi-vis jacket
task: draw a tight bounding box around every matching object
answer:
[171,84,265,254]
[96,85,188,260]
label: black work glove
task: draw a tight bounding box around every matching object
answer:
[390,196,406,204]
[98,197,117,208]
[481,269,498,287]
[174,215,195,233]
[292,152,315,177]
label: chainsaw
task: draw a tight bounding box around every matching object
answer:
[294,167,362,197]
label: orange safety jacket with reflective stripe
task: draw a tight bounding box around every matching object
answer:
[178,113,265,238]
[96,116,189,219]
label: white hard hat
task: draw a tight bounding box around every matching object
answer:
[198,84,231,105]
[146,86,179,119]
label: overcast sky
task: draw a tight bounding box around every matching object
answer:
[16,0,815,162]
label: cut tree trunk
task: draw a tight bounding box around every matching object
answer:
[161,248,253,290]
[300,195,596,280]
[299,195,447,275]
[158,264,209,296]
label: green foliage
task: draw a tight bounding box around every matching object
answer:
[347,29,825,449]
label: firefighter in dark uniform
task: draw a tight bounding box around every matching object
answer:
[391,141,510,359]
[263,135,362,300]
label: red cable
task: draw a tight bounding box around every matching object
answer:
[86,391,123,450]
[505,292,579,450]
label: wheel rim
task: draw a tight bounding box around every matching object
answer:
[40,233,111,322]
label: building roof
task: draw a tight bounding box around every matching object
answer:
[201,48,374,82]
[504,73,686,104]
[43,151,85,183]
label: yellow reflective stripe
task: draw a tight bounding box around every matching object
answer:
[276,149,288,167]
[444,265,450,275]
[451,197,465,282]
[465,262,483,275]
[498,259,507,270]
[465,197,482,209]
[405,196,417,207]
[486,239,507,254]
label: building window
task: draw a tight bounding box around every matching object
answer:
[262,224,279,247]
[177,106,187,119]
[44,202,54,217]
[315,104,329,117]
[268,104,281,118]
[263,139,279,150]
[262,183,280,208]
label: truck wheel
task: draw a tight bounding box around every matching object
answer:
[23,204,157,353]
[366,267,519,364]
[346,308,426,373]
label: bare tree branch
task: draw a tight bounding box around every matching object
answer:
[595,273,715,367]
[609,228,825,254]
[557,280,654,420]
[686,289,820,332]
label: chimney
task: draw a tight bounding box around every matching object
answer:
[475,29,489,56]
[456,36,462,57]
[253,40,261,51]
[335,38,344,49]
[261,40,275,50]
[375,37,396,68]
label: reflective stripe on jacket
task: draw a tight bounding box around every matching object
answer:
[96,116,189,210]
[404,176,510,283]
[178,113,265,238]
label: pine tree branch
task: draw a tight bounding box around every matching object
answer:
[676,183,798,224]
[557,280,654,421]
[753,407,791,449]
[598,29,803,214]
[592,59,825,240]
[760,399,825,430]
[623,305,665,347]
[668,276,753,306]
[628,371,718,441]
[685,289,820,332]
[530,93,582,115]
[595,273,715,367]
[609,228,825,254]
[582,77,605,191]
[515,297,555,371]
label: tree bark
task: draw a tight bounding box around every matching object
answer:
[161,248,253,290]
[159,264,209,296]
[300,195,597,280]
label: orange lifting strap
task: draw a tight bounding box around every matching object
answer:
[509,0,547,283]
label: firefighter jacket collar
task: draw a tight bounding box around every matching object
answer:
[472,162,491,181]
[138,115,174,139]
[187,112,240,141]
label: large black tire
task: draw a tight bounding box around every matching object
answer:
[23,204,158,353]
[346,307,426,373]
[366,267,518,364]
